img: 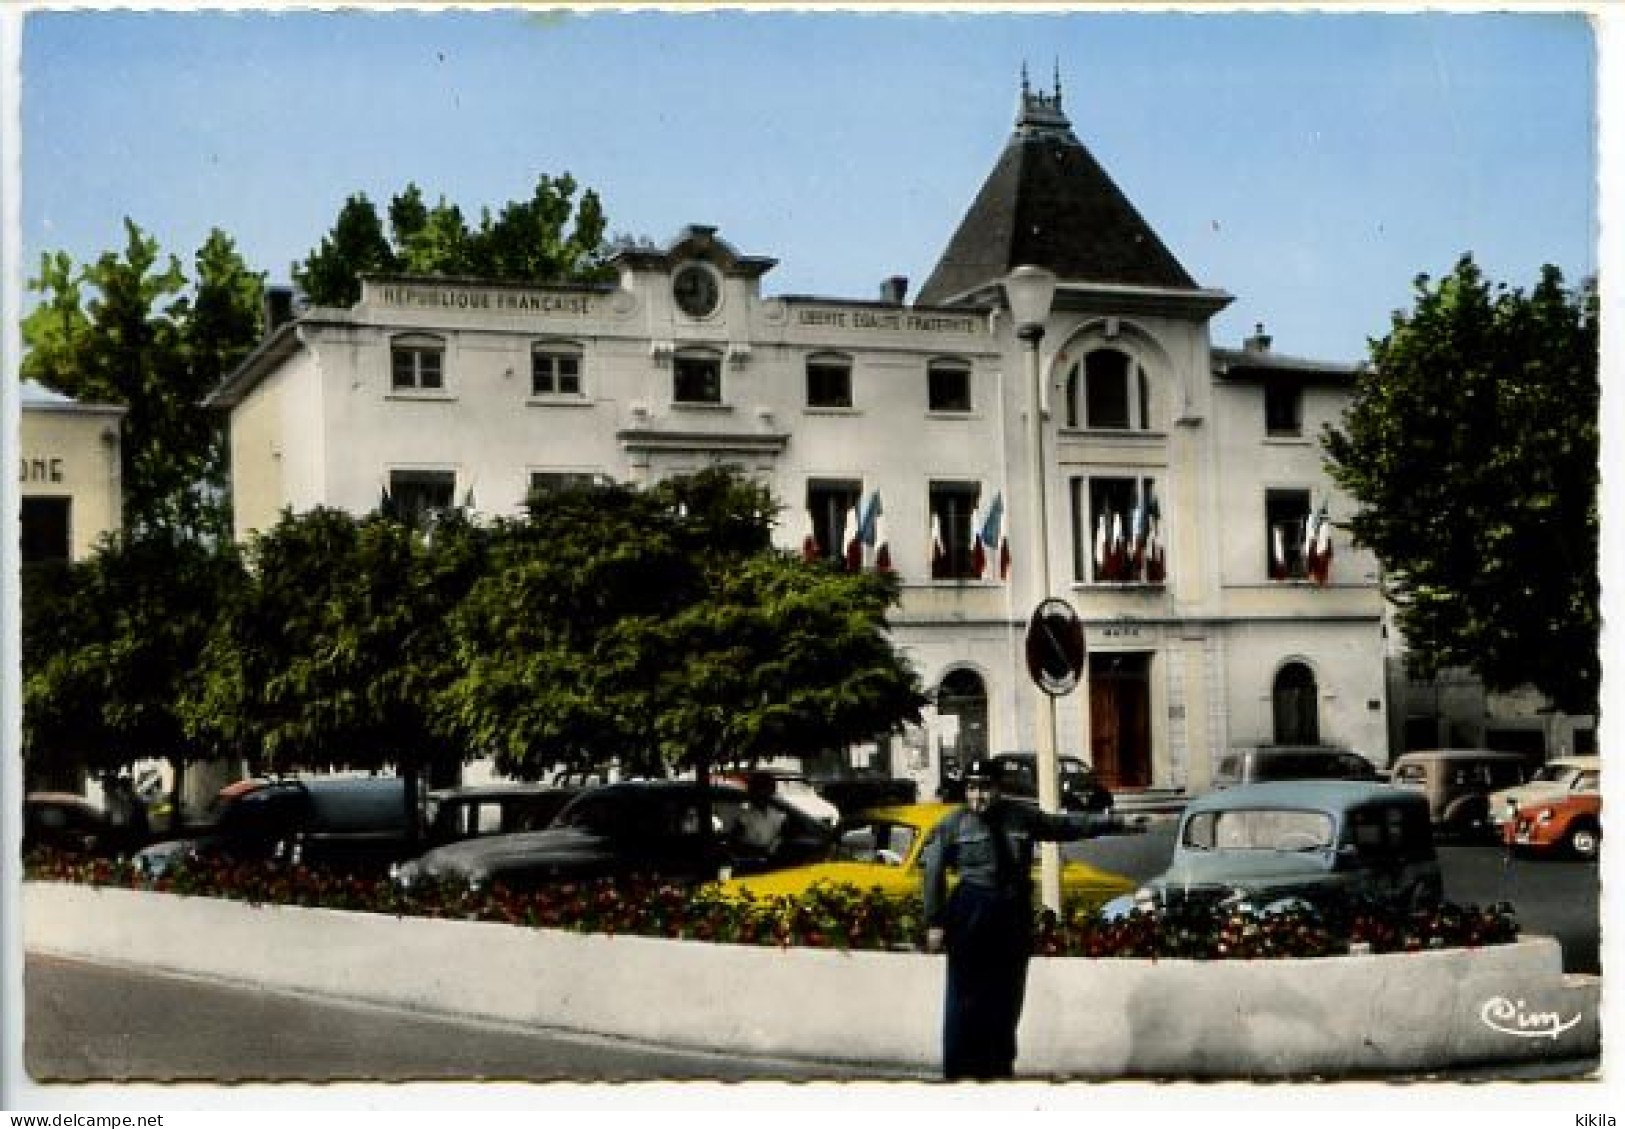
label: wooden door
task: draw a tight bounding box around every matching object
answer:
[1089,653,1152,789]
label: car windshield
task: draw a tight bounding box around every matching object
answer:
[1182,808,1335,852]
[1530,764,1583,786]
[833,819,918,866]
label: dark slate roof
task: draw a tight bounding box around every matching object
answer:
[916,81,1198,305]
[1212,344,1361,384]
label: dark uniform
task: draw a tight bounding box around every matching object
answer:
[922,768,1124,1080]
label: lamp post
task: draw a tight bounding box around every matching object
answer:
[1004,265,1064,914]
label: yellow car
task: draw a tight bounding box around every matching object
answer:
[719,802,1135,908]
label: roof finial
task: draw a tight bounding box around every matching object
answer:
[1015,61,1075,137]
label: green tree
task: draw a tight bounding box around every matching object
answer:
[1322,256,1599,713]
[21,530,245,825]
[296,174,613,307]
[293,193,398,308]
[441,469,926,786]
[21,221,263,539]
[189,507,489,829]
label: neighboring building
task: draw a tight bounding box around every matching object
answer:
[19,379,125,794]
[1386,656,1595,766]
[207,77,1389,798]
[18,380,124,563]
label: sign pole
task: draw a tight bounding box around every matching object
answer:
[1022,325,1063,915]
[1007,265,1064,915]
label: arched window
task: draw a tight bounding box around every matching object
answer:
[1273,662,1321,745]
[937,668,989,773]
[1067,348,1151,430]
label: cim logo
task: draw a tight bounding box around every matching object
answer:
[1478,995,1582,1041]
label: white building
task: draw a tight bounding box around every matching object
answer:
[208,79,1389,798]
[18,380,124,565]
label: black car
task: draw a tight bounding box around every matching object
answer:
[136,775,416,877]
[424,783,580,848]
[939,752,1114,813]
[395,780,833,891]
[23,792,116,856]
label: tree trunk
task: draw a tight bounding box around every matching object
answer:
[168,758,185,834]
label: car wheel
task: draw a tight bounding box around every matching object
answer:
[1566,822,1600,861]
[1447,800,1489,841]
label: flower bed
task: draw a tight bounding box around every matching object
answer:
[24,848,1519,960]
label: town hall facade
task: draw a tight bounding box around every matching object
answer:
[208,78,1389,798]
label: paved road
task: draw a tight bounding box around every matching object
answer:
[22,953,926,1084]
[23,953,1593,1089]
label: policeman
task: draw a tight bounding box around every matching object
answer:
[922,757,1137,1080]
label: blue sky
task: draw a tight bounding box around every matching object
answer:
[18,7,1598,365]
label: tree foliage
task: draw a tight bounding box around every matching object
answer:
[189,507,486,787]
[1322,256,1599,713]
[21,531,244,807]
[442,469,926,781]
[20,221,264,540]
[295,174,612,307]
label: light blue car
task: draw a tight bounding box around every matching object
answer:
[1102,780,1443,921]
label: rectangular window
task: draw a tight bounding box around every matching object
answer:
[930,481,981,579]
[806,357,853,409]
[1073,476,1162,584]
[391,341,444,392]
[674,353,723,405]
[1265,381,1302,437]
[388,469,456,526]
[1266,488,1312,579]
[20,497,71,563]
[927,362,972,413]
[806,479,862,562]
[529,471,607,498]
[532,348,583,396]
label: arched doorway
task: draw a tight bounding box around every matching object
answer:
[1273,662,1321,744]
[936,668,989,783]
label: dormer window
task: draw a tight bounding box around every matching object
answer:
[391,334,445,392]
[1067,348,1151,430]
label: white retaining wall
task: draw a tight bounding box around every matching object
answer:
[23,882,1599,1078]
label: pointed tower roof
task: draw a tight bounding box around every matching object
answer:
[916,70,1198,305]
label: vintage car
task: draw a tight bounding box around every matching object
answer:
[1101,780,1443,921]
[717,801,1135,909]
[23,792,116,856]
[1211,745,1381,790]
[1488,756,1600,835]
[1388,749,1527,837]
[939,752,1113,813]
[135,775,415,878]
[396,780,832,891]
[424,782,580,848]
[1504,790,1601,861]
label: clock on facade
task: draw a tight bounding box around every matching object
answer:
[672,263,721,319]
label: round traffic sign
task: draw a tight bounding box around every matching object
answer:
[1025,598,1086,697]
